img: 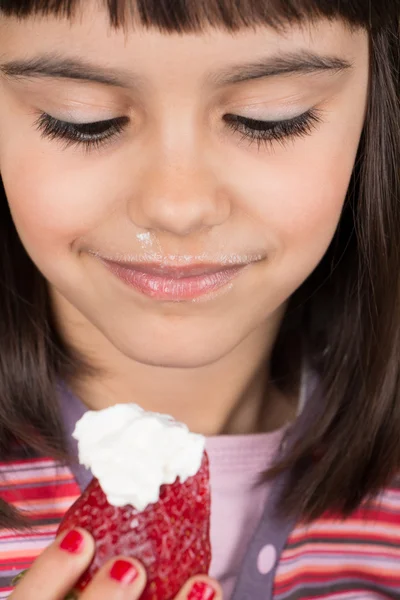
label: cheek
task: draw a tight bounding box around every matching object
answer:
[275,154,350,247]
[1,149,116,265]
[236,134,359,268]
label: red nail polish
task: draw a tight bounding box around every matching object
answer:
[109,560,139,585]
[187,581,216,600]
[59,530,85,554]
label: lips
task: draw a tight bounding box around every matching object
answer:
[100,259,246,301]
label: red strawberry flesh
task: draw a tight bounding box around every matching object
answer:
[58,452,211,599]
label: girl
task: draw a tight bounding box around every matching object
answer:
[0,0,399,598]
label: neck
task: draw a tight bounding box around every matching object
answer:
[56,298,297,436]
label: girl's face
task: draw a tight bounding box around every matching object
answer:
[0,4,368,368]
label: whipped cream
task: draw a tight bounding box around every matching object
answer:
[73,404,206,511]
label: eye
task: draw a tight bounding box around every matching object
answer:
[35,113,130,151]
[224,108,322,150]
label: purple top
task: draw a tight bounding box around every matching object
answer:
[207,431,285,597]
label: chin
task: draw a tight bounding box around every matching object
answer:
[110,324,238,369]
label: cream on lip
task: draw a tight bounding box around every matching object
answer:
[103,260,246,277]
[88,249,265,266]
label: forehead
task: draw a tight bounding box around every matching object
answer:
[0,0,375,32]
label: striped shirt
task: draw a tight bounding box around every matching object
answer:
[1,403,400,598]
[1,448,400,598]
[0,448,81,599]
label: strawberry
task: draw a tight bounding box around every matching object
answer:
[57,452,211,599]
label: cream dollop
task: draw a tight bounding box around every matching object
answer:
[72,404,205,511]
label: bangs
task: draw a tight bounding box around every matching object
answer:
[0,0,395,32]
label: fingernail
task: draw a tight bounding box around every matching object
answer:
[187,581,217,600]
[109,560,139,585]
[59,530,85,554]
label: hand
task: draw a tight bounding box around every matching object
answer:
[10,528,222,600]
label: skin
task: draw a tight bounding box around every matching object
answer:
[10,528,222,600]
[1,5,368,597]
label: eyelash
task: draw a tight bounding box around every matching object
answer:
[34,113,129,151]
[224,109,322,150]
[35,108,321,152]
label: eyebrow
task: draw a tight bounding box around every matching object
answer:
[0,50,352,88]
[211,50,352,85]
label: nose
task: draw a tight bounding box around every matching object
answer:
[127,150,231,236]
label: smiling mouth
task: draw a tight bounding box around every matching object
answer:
[97,257,259,302]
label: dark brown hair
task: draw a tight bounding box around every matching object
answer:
[0,0,399,527]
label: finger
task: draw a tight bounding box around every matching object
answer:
[11,528,95,600]
[175,576,222,600]
[80,557,146,600]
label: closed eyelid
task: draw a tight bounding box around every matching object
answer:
[32,102,323,154]
[224,107,321,125]
[4,77,131,123]
[53,116,128,127]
